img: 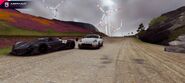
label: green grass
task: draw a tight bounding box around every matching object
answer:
[0,21,87,37]
[0,47,11,56]
[132,37,146,44]
[0,21,45,36]
[169,25,185,41]
[149,16,167,26]
[137,30,146,37]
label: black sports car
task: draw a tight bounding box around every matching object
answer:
[10,37,75,56]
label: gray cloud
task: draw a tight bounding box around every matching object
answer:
[19,0,185,36]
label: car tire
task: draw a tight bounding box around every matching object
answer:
[96,43,100,49]
[78,45,82,49]
[69,41,75,49]
[66,41,75,49]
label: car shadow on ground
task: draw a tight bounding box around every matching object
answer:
[8,49,75,57]
[78,46,104,50]
[8,53,52,57]
[78,48,100,50]
[8,46,103,57]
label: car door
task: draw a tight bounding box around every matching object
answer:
[47,38,63,50]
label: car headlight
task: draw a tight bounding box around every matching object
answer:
[15,41,23,45]
[58,39,62,41]
[93,40,97,43]
[79,39,82,42]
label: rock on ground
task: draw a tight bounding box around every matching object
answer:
[165,35,185,53]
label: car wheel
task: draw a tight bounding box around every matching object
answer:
[78,45,82,49]
[66,41,75,49]
[98,42,101,48]
[39,44,48,53]
[101,42,104,47]
[69,41,75,49]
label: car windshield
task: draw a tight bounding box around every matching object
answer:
[85,35,99,38]
[37,38,48,42]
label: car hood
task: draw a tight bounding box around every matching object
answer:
[80,38,98,43]
[14,42,31,49]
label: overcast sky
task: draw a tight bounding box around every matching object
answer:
[19,0,185,36]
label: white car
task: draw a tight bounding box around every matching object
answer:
[78,34,103,49]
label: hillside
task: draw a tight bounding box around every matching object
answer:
[0,9,101,36]
[138,6,185,45]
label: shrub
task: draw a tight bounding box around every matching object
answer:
[149,16,167,26]
[0,47,11,56]
[169,25,185,41]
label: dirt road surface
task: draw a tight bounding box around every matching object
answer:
[0,37,185,83]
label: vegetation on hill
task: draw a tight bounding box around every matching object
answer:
[149,16,167,27]
[137,6,185,45]
[0,9,103,37]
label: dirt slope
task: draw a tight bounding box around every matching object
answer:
[0,38,185,83]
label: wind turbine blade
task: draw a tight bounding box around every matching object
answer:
[54,0,64,9]
[46,6,54,10]
[55,4,61,8]
[99,7,105,13]
[101,14,106,20]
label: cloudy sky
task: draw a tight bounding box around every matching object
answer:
[19,0,185,36]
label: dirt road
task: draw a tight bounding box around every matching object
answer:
[0,37,185,83]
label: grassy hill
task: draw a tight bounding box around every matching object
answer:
[0,9,101,37]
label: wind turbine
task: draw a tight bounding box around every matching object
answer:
[97,0,121,36]
[97,5,117,35]
[42,0,64,19]
[112,20,123,32]
[109,20,123,36]
[97,4,108,35]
